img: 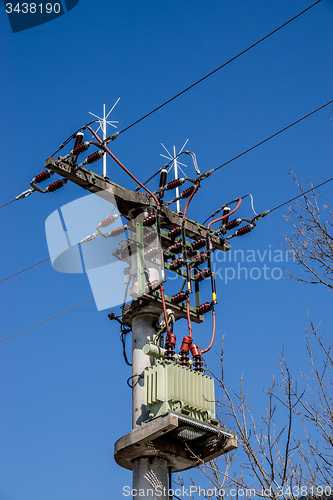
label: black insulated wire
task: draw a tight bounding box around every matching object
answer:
[116,0,323,137]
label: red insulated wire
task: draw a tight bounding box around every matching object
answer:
[87,126,160,206]
[182,181,200,219]
[207,197,242,229]
[201,310,216,354]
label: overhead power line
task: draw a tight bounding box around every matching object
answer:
[0,284,126,343]
[1,175,331,343]
[0,98,331,284]
[117,0,322,136]
[211,99,333,174]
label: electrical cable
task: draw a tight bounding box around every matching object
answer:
[0,284,126,343]
[87,126,161,206]
[201,310,216,354]
[207,198,242,229]
[115,0,323,137]
[0,198,17,209]
[209,99,333,175]
[257,176,333,218]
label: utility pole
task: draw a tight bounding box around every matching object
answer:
[44,133,243,498]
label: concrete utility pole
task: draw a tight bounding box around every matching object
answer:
[45,156,238,500]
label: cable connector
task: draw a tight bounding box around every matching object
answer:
[198,169,214,181]
[16,188,34,200]
[104,131,120,144]
[253,210,270,221]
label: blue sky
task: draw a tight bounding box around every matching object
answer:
[0,1,332,498]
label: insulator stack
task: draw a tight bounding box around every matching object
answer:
[143,214,156,226]
[191,250,207,265]
[171,291,186,304]
[46,179,66,193]
[169,241,182,254]
[197,302,213,315]
[159,168,168,198]
[72,141,89,157]
[180,186,195,199]
[165,178,185,191]
[192,238,206,250]
[109,226,126,237]
[143,229,157,243]
[165,333,176,360]
[72,132,84,163]
[168,226,181,239]
[99,214,119,228]
[194,268,210,281]
[179,336,192,366]
[235,225,253,236]
[225,218,242,231]
[190,344,203,371]
[86,150,104,164]
[33,170,52,183]
[144,246,159,260]
[169,257,184,270]
[146,280,160,293]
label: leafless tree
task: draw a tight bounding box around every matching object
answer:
[282,171,333,289]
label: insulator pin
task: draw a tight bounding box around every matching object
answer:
[180,186,195,199]
[169,257,184,270]
[192,238,206,250]
[191,250,207,265]
[33,170,52,184]
[99,214,119,228]
[197,302,212,315]
[236,225,253,236]
[143,214,156,226]
[109,226,126,237]
[165,178,185,191]
[46,179,67,193]
[225,218,242,231]
[169,241,182,254]
[194,268,210,281]
[168,226,182,239]
[171,291,186,304]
